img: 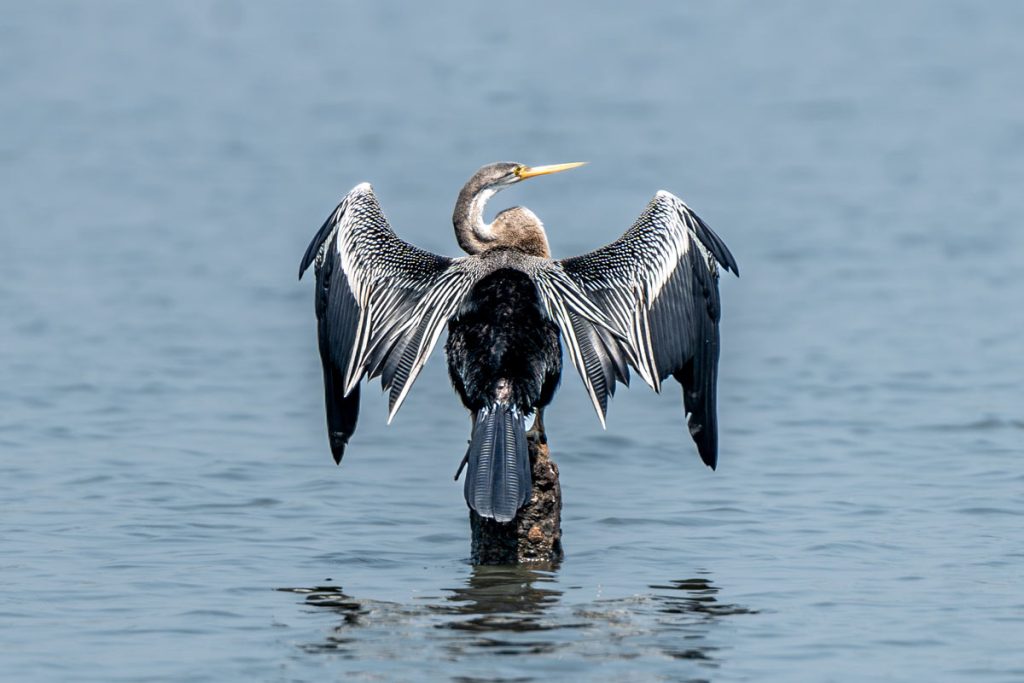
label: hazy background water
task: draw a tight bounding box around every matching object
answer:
[2,2,1022,681]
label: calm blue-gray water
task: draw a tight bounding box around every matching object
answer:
[2,2,1022,681]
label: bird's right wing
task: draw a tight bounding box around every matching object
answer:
[558,191,738,468]
[299,183,477,463]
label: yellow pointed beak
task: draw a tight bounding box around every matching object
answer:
[515,161,587,180]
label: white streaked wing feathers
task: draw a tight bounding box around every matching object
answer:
[560,191,730,393]
[318,184,473,421]
[531,264,629,426]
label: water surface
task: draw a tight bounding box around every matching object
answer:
[2,2,1022,681]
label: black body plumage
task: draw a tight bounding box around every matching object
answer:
[446,267,562,413]
[446,268,562,521]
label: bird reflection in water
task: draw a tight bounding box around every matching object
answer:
[434,565,568,657]
[279,570,755,667]
[277,584,369,655]
[646,576,757,663]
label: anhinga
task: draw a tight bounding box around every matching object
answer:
[299,162,738,522]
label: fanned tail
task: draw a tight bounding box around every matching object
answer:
[464,404,531,523]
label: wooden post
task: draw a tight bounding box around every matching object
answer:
[469,440,563,565]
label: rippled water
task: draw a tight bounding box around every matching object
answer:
[2,2,1023,681]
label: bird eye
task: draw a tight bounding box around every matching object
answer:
[512,165,525,178]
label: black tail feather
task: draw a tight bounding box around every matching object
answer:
[464,404,531,523]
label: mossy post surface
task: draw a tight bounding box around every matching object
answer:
[469,441,564,565]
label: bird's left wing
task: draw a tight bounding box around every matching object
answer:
[299,183,477,463]
[559,191,738,468]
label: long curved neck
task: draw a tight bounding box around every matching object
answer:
[453,181,498,255]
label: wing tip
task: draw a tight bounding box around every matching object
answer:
[655,189,740,277]
[329,434,348,465]
[298,244,318,280]
[697,440,718,470]
[718,251,739,277]
[698,438,718,471]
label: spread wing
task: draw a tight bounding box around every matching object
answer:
[560,191,738,468]
[299,183,476,463]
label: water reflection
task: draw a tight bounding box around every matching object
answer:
[646,576,757,663]
[277,584,370,655]
[434,566,572,657]
[438,565,563,631]
[650,576,757,619]
[280,570,755,670]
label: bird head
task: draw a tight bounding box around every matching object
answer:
[453,161,586,257]
[468,161,587,192]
